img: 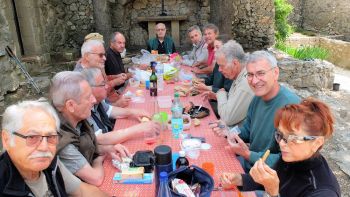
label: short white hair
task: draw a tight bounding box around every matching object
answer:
[2,100,60,144]
[247,50,277,68]
[81,67,103,86]
[215,40,246,66]
[50,71,86,110]
[81,39,104,57]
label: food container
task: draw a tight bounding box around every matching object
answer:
[168,114,191,130]
[180,138,201,159]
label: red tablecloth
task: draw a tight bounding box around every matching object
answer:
[99,78,256,197]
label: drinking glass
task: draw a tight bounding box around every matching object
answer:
[226,126,241,146]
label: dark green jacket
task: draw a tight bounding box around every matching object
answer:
[147,36,175,54]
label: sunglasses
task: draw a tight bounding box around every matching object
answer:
[88,52,106,58]
[13,131,60,147]
[274,129,319,144]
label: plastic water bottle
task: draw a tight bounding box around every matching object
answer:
[157,172,172,197]
[171,92,183,139]
[155,62,164,91]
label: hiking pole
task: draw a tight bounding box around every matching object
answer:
[5,46,43,95]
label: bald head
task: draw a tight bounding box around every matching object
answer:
[155,23,166,39]
[110,32,126,53]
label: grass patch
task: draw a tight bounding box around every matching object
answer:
[275,42,329,60]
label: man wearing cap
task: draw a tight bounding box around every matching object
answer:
[84,32,105,43]
[105,32,132,91]
[147,23,176,54]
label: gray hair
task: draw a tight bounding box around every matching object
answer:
[215,40,246,66]
[187,25,202,36]
[2,100,60,147]
[81,67,103,86]
[203,23,219,35]
[247,50,277,68]
[49,71,86,110]
[110,32,124,43]
[81,39,104,57]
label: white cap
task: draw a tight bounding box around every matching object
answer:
[179,150,186,157]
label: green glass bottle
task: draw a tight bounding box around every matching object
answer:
[150,64,158,96]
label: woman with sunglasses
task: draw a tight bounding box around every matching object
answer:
[221,98,341,197]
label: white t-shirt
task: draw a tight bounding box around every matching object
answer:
[25,159,81,196]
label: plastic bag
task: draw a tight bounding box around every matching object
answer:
[131,49,156,65]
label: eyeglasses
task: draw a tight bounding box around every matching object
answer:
[88,52,106,58]
[13,131,60,147]
[274,129,319,144]
[91,80,107,88]
[245,67,275,81]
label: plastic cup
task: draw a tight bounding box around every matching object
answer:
[202,162,215,176]
[227,126,241,146]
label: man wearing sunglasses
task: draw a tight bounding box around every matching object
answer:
[81,67,160,144]
[223,51,300,172]
[0,100,108,196]
[75,39,131,108]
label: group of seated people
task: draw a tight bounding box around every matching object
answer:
[0,22,341,197]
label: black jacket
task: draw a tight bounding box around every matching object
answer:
[0,152,67,197]
[241,154,341,197]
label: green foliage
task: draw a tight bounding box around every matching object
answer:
[275,41,329,60]
[275,0,294,41]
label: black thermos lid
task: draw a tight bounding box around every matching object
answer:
[154,145,172,165]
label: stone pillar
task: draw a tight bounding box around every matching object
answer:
[92,0,112,44]
[209,0,234,37]
[14,0,44,56]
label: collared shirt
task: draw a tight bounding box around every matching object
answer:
[216,68,254,126]
[207,44,215,67]
[190,38,208,64]
[87,100,113,134]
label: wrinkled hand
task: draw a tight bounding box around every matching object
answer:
[191,67,205,74]
[209,120,227,137]
[220,172,243,189]
[225,134,250,160]
[201,91,217,101]
[132,121,161,136]
[250,159,280,196]
[114,96,131,108]
[193,82,210,92]
[107,144,131,161]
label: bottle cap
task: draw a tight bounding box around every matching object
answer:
[174,92,179,97]
[179,150,186,157]
[160,171,168,179]
[154,145,172,165]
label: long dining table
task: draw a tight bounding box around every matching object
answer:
[99,70,256,197]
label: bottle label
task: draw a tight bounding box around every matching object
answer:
[171,118,183,139]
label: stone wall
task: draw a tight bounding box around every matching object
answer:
[287,0,303,28]
[286,34,350,69]
[232,0,275,50]
[110,0,211,48]
[37,0,95,55]
[288,0,350,37]
[278,59,335,91]
[0,0,22,107]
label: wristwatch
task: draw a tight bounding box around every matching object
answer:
[263,192,280,197]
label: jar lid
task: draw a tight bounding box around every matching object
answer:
[154,145,172,165]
